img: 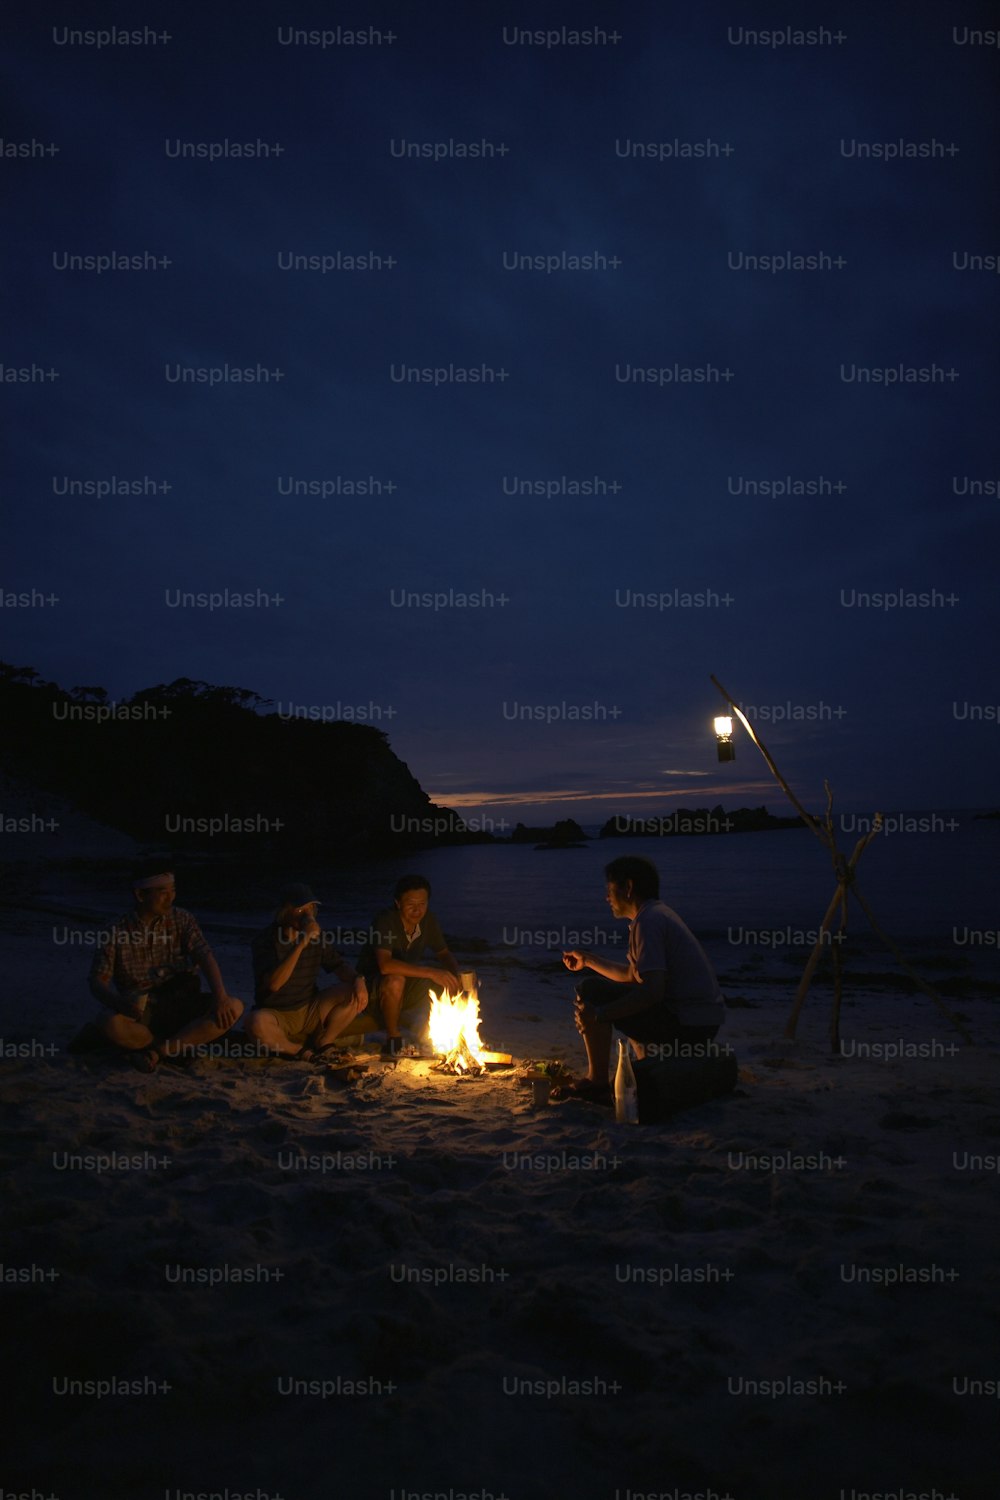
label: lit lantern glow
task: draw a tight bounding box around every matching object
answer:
[714,715,735,762]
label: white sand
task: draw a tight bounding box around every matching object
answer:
[1,902,997,1499]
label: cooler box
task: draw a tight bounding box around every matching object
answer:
[634,1051,739,1122]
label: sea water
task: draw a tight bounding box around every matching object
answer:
[292,814,999,955]
[64,814,999,985]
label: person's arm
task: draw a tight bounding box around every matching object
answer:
[423,915,460,989]
[375,947,460,993]
[433,946,461,981]
[197,950,242,1028]
[184,912,241,1027]
[594,969,667,1020]
[199,950,229,1000]
[262,926,313,994]
[89,975,136,1013]
[589,912,671,1019]
[563,949,632,982]
[88,932,137,1014]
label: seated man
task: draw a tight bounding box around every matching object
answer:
[358,874,461,1056]
[86,869,244,1072]
[245,883,367,1058]
[561,855,725,1104]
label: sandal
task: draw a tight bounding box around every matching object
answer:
[309,1041,346,1062]
[552,1078,613,1105]
[128,1046,160,1073]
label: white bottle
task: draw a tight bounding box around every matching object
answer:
[614,1038,639,1124]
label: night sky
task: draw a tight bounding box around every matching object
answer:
[5,0,998,824]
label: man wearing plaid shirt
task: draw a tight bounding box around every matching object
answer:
[87,870,243,1071]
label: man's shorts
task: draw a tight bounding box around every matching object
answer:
[576,974,720,1047]
[363,973,436,1026]
[253,995,330,1047]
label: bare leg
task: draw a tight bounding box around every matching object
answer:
[574,1003,613,1085]
[98,1013,155,1051]
[244,1007,305,1057]
[160,1001,244,1059]
[379,974,405,1039]
[101,1002,245,1058]
[311,985,366,1047]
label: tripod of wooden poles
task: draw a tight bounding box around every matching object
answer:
[710,675,973,1051]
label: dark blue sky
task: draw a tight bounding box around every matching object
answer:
[4,0,998,821]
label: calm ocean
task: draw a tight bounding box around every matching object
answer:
[228,813,999,965]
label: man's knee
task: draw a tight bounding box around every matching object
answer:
[244,1007,270,1038]
[576,975,610,1005]
[99,1011,147,1049]
[100,1011,127,1040]
[208,996,244,1034]
[380,973,404,997]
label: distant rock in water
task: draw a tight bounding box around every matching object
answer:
[599,805,806,837]
[0,664,484,854]
[510,818,589,848]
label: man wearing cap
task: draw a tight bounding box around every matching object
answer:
[245,883,368,1058]
[86,870,244,1072]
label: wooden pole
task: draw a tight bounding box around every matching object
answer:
[783,824,880,1040]
[710,674,826,841]
[784,884,846,1036]
[829,886,848,1053]
[708,674,968,1047]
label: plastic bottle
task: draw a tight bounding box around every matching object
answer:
[614,1037,639,1124]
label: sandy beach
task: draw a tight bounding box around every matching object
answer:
[8,1,1000,1490]
[2,868,998,1500]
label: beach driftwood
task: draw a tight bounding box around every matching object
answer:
[709,674,973,1050]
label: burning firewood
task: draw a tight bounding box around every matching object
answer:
[434,1032,486,1075]
[427,983,510,1074]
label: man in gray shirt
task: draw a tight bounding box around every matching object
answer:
[561,855,725,1102]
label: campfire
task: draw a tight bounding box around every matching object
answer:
[428,982,488,1074]
[428,980,511,1075]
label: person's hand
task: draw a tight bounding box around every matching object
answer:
[562,949,586,972]
[432,969,462,996]
[124,997,147,1021]
[301,917,321,943]
[212,993,242,1031]
[352,977,368,1013]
